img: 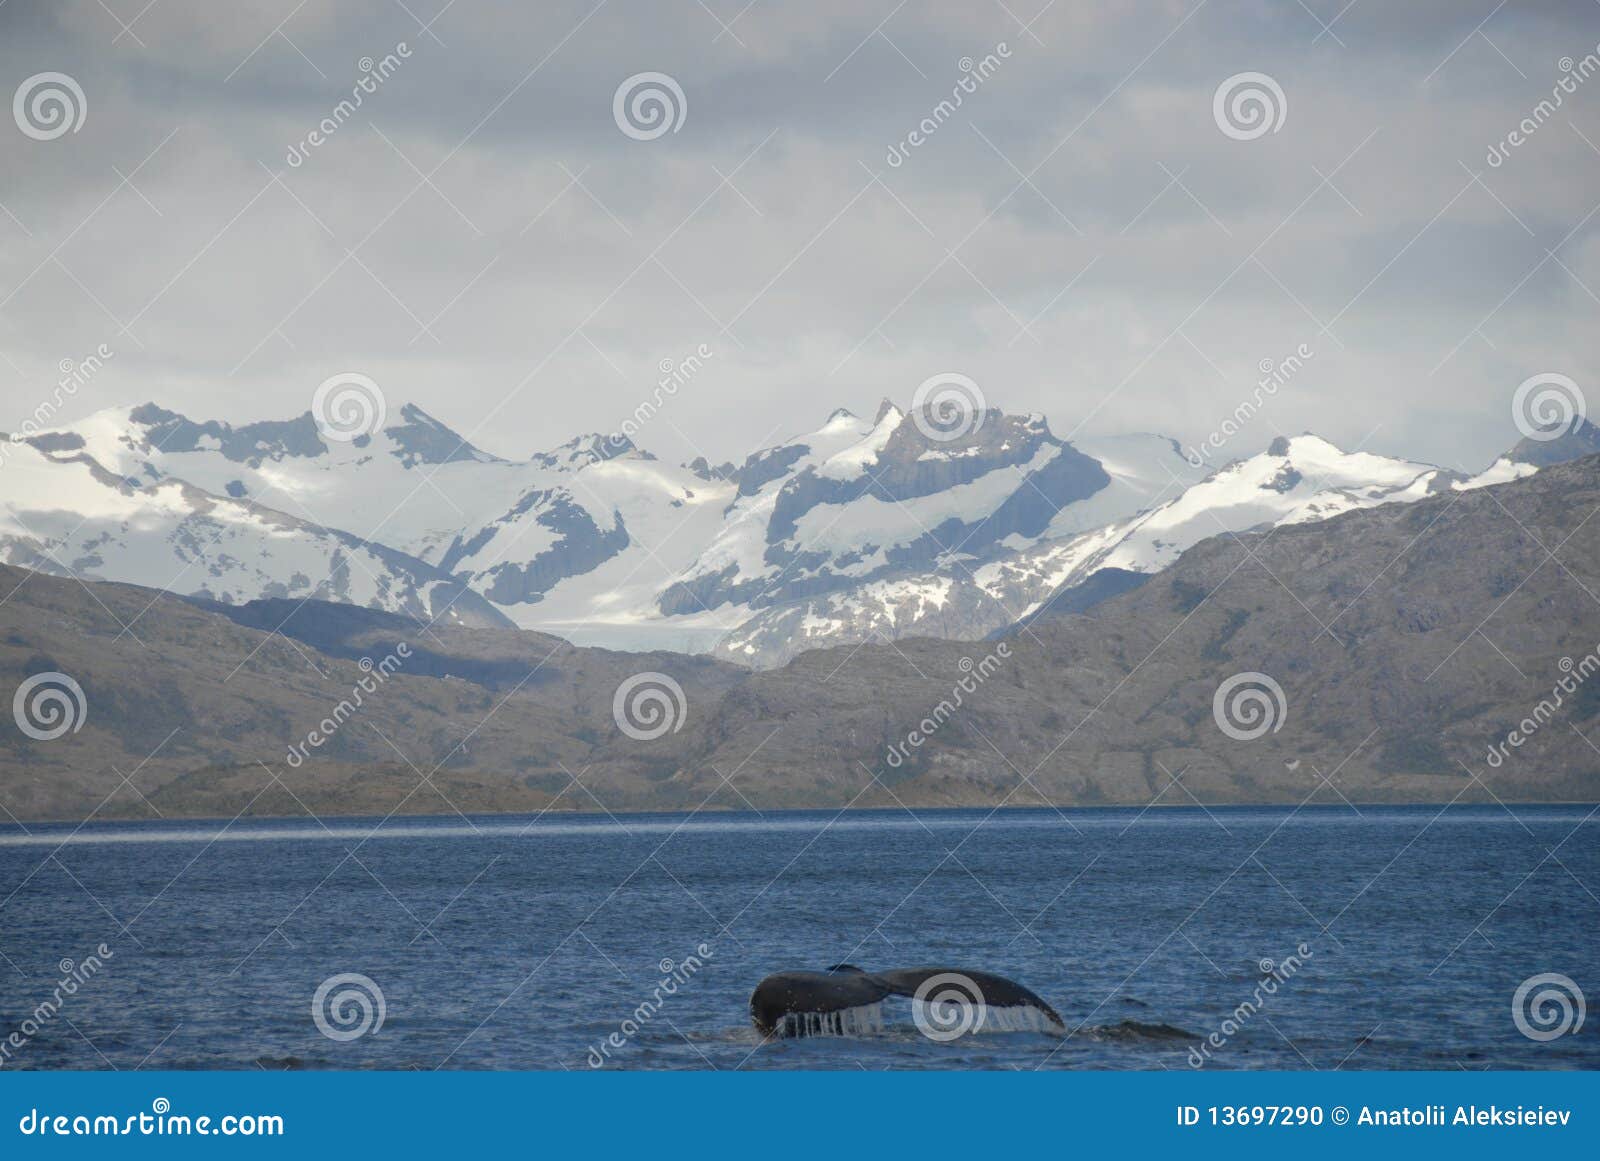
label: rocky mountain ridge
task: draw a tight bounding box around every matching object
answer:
[0,399,1566,666]
[3,453,1596,820]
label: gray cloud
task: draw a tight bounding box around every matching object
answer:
[1,0,1597,474]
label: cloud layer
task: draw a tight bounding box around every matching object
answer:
[1,0,1597,471]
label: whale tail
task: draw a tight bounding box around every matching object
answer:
[749,965,1064,1038]
[873,966,1065,1029]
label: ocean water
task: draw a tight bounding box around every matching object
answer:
[0,804,1595,1071]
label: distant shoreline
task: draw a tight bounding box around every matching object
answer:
[6,799,1596,831]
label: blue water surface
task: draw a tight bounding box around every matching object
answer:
[0,804,1594,1071]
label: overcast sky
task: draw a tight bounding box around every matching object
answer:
[1,0,1597,471]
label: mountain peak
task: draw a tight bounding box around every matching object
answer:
[533,432,636,470]
[111,400,500,469]
[1506,416,1600,468]
[7,391,1577,675]
[122,403,326,462]
[128,401,184,427]
[686,455,737,483]
[826,406,857,423]
[1266,433,1344,458]
[396,401,444,427]
[386,403,499,466]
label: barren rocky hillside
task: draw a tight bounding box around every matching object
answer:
[2,455,1596,820]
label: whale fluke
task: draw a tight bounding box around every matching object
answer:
[749,965,1064,1038]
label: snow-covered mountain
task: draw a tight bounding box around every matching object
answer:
[0,413,511,627]
[0,400,1568,666]
[1,402,747,645]
[1465,416,1600,486]
[656,404,1204,618]
[711,432,1530,666]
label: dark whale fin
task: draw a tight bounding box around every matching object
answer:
[748,969,893,1037]
[872,966,1066,1029]
[749,965,1064,1038]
